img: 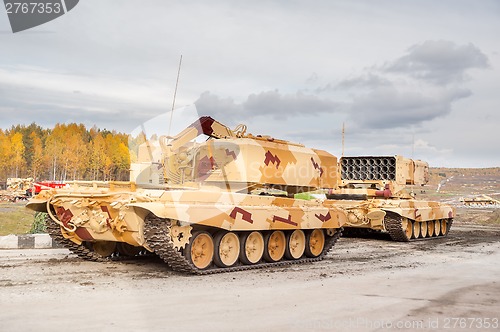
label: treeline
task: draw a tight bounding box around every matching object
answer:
[0,123,142,182]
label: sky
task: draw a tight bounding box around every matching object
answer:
[0,0,499,168]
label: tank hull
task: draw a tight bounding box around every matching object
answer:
[328,198,454,241]
[28,183,346,273]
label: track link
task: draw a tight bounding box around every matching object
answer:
[45,214,106,262]
[144,214,342,275]
[384,212,453,242]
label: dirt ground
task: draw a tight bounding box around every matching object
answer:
[1,210,499,332]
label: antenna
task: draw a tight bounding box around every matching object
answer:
[411,132,415,159]
[342,122,345,157]
[167,55,183,140]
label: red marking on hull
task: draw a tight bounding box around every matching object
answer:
[196,116,215,136]
[197,155,216,179]
[272,215,298,227]
[230,207,254,224]
[315,211,331,222]
[75,227,94,241]
[55,206,93,240]
[415,208,421,220]
[264,150,281,168]
[310,157,324,177]
[225,148,237,160]
[56,207,73,227]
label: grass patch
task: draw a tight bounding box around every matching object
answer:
[0,202,35,236]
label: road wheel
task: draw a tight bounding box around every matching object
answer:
[185,231,214,270]
[420,221,428,238]
[263,231,286,263]
[440,219,448,236]
[427,221,435,237]
[239,231,264,265]
[434,220,441,236]
[305,229,325,258]
[214,231,240,268]
[285,230,306,260]
[402,217,412,240]
[412,221,420,239]
[92,241,116,257]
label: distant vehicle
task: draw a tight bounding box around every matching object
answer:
[1,179,68,202]
[460,195,500,208]
[0,178,34,202]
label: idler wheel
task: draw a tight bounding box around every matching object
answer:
[239,231,264,265]
[285,230,306,260]
[214,231,240,268]
[92,241,116,257]
[401,218,413,240]
[440,220,448,236]
[263,231,286,263]
[185,231,214,270]
[305,229,325,258]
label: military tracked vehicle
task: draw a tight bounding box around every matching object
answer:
[27,116,454,273]
[27,116,350,274]
[0,178,33,202]
[328,156,454,241]
[460,195,500,208]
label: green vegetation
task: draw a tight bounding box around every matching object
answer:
[0,202,36,235]
[30,212,48,233]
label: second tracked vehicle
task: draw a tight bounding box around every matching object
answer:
[328,156,454,241]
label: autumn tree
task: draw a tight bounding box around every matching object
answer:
[89,132,106,180]
[0,129,12,180]
[29,131,44,179]
[10,132,26,178]
[0,122,133,182]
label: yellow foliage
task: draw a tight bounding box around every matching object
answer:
[0,123,133,182]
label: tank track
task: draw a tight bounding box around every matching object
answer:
[45,214,106,262]
[144,214,342,275]
[384,212,453,242]
[44,214,149,262]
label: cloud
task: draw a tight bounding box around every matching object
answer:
[0,65,172,131]
[195,90,339,120]
[385,40,489,84]
[335,73,392,91]
[197,40,487,131]
[347,85,471,129]
[194,92,241,119]
[328,40,489,129]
